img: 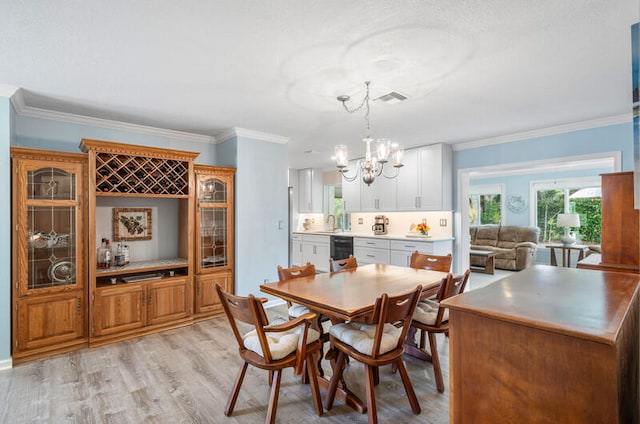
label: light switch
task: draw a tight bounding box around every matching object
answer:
[440,219,447,227]
[358,218,363,224]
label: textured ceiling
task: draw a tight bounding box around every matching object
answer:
[1,1,638,168]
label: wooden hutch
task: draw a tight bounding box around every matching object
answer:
[11,139,236,361]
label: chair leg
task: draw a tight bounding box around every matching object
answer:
[428,332,445,392]
[364,364,378,424]
[373,366,379,386]
[225,361,248,416]
[395,359,421,414]
[268,370,273,386]
[419,329,427,349]
[266,368,283,424]
[306,351,323,417]
[324,351,347,410]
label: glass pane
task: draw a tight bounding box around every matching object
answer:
[536,189,564,243]
[479,194,501,224]
[199,178,227,203]
[28,206,77,289]
[28,167,76,201]
[200,207,228,269]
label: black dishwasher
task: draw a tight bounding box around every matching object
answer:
[330,236,354,260]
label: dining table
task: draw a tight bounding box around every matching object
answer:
[260,263,447,413]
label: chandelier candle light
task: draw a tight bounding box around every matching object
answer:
[334,81,404,186]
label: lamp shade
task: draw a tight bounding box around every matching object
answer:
[557,213,580,228]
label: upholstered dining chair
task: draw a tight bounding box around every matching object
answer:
[409,251,452,272]
[277,262,316,319]
[411,270,471,393]
[325,285,423,424]
[329,254,358,272]
[215,284,323,424]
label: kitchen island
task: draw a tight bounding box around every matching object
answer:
[442,265,640,423]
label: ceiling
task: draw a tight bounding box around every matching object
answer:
[1,1,638,169]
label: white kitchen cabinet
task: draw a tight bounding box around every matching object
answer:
[396,143,453,211]
[291,234,303,267]
[301,234,330,272]
[354,237,391,265]
[361,171,396,211]
[341,160,361,212]
[298,168,323,213]
[389,239,453,267]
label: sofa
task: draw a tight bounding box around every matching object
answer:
[470,225,540,271]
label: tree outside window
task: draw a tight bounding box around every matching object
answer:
[469,192,502,225]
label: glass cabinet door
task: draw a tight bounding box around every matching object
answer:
[197,176,231,271]
[17,162,84,295]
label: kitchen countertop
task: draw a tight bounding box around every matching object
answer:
[292,230,454,242]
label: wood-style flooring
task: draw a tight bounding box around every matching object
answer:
[0,307,451,423]
[0,271,508,423]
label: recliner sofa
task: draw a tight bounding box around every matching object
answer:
[470,225,540,271]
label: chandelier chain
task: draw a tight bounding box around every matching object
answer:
[340,81,371,137]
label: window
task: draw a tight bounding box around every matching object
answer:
[469,184,503,225]
[533,178,601,244]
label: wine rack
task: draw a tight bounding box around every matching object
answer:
[94,153,189,195]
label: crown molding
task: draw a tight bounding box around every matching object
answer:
[0,84,20,99]
[10,91,215,144]
[453,114,632,151]
[216,127,289,144]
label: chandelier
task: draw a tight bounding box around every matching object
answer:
[334,81,404,186]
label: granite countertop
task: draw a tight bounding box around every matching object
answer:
[292,230,454,242]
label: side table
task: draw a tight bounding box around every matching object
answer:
[546,244,589,268]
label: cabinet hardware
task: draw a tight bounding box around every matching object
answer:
[313,245,317,254]
[148,292,153,306]
[15,224,18,231]
[366,242,375,245]
[366,254,375,258]
[77,299,82,316]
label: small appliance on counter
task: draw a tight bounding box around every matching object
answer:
[372,215,389,235]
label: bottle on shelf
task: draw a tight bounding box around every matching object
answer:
[114,243,126,267]
[97,238,112,269]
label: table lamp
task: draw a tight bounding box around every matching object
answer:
[557,213,580,245]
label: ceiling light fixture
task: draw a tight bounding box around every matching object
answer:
[334,81,404,186]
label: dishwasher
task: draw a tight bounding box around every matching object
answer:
[330,235,354,260]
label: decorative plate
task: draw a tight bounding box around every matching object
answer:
[507,194,526,212]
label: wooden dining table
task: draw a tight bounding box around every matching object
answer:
[260,263,447,413]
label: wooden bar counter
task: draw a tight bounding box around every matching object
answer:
[442,265,640,423]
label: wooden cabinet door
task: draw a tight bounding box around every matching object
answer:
[15,291,84,352]
[93,285,146,336]
[196,272,232,315]
[147,278,191,326]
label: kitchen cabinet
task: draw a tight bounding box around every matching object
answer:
[361,171,396,211]
[396,143,453,211]
[80,138,198,346]
[390,239,453,267]
[194,165,236,319]
[11,147,88,364]
[301,234,330,272]
[354,237,391,265]
[298,168,323,213]
[341,160,361,212]
[291,233,303,266]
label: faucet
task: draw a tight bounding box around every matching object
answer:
[326,214,336,231]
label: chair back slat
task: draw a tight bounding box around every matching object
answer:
[277,262,316,281]
[434,269,471,325]
[409,252,452,272]
[329,255,358,272]
[370,285,422,358]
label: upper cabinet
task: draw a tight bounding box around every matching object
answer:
[11,147,88,363]
[397,143,453,211]
[298,168,323,213]
[344,143,453,213]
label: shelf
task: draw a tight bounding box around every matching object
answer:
[96,258,189,277]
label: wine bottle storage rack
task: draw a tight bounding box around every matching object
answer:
[94,153,189,195]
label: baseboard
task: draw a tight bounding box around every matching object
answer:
[0,358,13,371]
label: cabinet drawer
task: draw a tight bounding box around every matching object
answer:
[390,240,434,253]
[354,247,390,264]
[355,237,390,249]
[291,233,303,241]
[302,234,330,244]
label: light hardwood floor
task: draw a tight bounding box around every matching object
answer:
[0,270,511,423]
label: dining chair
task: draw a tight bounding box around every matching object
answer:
[277,262,316,318]
[215,284,323,424]
[409,251,452,272]
[325,285,423,424]
[411,270,471,392]
[329,254,358,272]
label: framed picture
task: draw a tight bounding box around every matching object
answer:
[113,208,152,241]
